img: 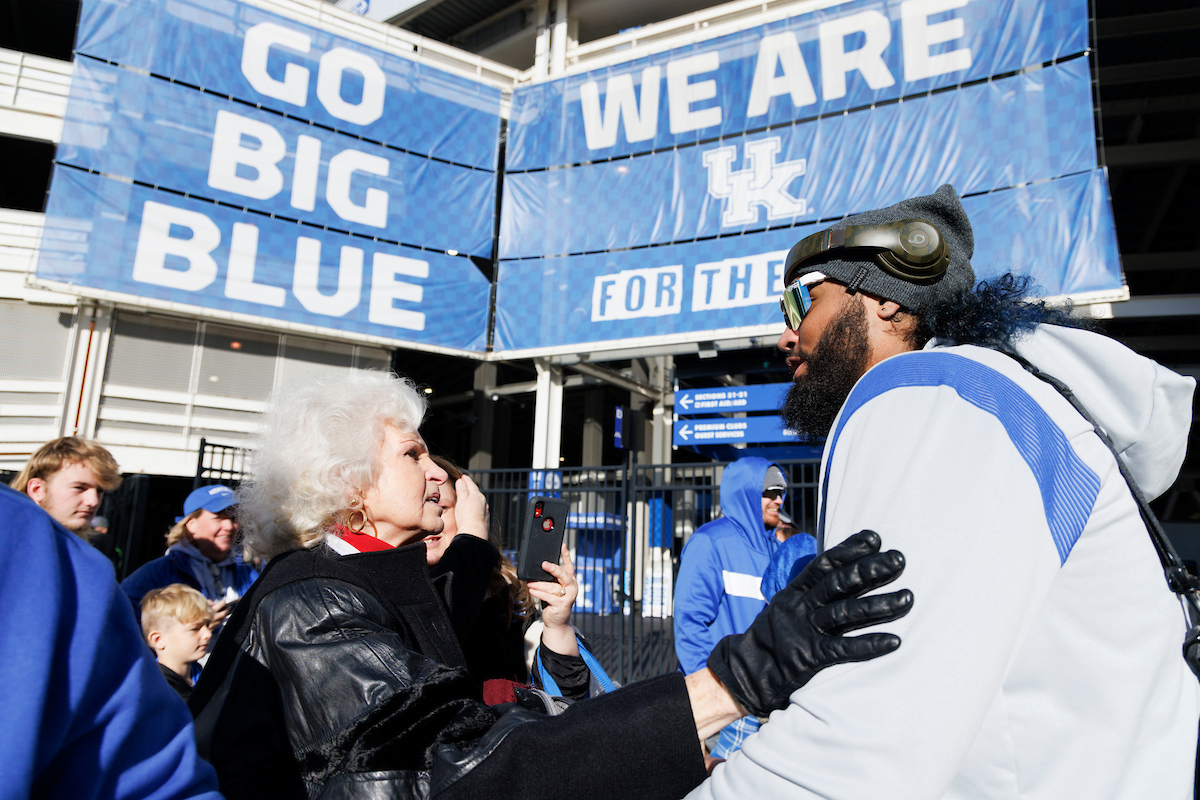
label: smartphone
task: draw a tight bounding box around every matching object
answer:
[516,496,570,582]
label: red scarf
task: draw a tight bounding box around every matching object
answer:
[331,523,394,553]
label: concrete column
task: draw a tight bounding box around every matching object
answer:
[649,355,673,465]
[629,358,653,466]
[550,0,569,75]
[531,358,563,469]
[468,361,497,471]
[532,0,550,80]
[581,388,604,466]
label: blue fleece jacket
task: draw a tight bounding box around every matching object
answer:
[0,485,221,800]
[673,457,781,674]
[122,547,258,615]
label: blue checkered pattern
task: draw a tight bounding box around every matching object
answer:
[77,0,502,169]
[501,58,1097,259]
[59,59,495,258]
[966,169,1121,297]
[507,0,1088,169]
[709,717,761,760]
[493,168,1120,352]
[37,166,491,351]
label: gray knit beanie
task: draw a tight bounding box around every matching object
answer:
[784,184,976,313]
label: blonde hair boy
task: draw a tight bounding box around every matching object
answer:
[140,584,213,699]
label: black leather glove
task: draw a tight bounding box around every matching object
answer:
[707,530,913,718]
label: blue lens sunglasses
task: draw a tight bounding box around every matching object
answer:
[779,271,827,330]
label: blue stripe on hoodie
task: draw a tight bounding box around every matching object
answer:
[673,457,780,674]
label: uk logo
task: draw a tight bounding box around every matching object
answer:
[702,137,807,227]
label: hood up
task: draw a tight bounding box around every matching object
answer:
[719,457,780,552]
[1010,324,1195,500]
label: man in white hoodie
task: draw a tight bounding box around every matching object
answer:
[696,185,1200,799]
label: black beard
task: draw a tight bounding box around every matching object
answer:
[781,295,872,440]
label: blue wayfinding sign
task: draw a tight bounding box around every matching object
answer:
[673,416,794,446]
[36,0,503,353]
[675,384,790,415]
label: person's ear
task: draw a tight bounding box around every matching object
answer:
[147,631,164,651]
[877,300,903,321]
[26,477,48,504]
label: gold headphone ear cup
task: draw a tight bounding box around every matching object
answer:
[875,250,949,284]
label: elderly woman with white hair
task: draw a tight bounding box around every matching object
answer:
[189,370,912,800]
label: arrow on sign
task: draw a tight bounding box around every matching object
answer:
[678,394,693,411]
[678,424,692,441]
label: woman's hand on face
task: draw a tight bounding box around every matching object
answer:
[527,544,580,657]
[452,474,490,540]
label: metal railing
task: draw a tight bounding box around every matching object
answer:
[0,48,71,142]
[195,438,249,489]
[470,460,821,683]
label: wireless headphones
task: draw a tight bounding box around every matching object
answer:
[784,218,950,287]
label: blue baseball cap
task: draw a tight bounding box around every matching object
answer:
[183,484,237,517]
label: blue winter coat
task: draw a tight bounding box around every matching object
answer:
[122,547,258,614]
[673,457,781,674]
[0,485,221,800]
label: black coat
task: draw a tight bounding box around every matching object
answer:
[190,540,706,799]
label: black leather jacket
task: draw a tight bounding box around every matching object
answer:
[190,540,706,800]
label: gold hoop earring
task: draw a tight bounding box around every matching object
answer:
[347,497,366,533]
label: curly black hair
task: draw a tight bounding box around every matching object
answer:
[909,273,1089,351]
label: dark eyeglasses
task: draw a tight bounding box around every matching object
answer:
[762,489,785,501]
[779,271,826,330]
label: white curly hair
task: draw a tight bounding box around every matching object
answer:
[238,369,427,562]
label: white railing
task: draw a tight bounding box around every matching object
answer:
[0,49,72,141]
[518,0,834,83]
[0,208,44,276]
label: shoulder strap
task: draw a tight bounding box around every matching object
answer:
[1000,348,1200,677]
[535,640,616,698]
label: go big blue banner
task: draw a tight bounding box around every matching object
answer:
[36,0,502,352]
[495,0,1121,354]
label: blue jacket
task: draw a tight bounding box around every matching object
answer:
[122,547,258,613]
[760,533,819,599]
[0,485,221,800]
[673,457,780,674]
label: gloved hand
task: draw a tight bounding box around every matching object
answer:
[707,530,912,718]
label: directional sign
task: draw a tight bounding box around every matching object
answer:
[675,383,791,416]
[673,415,795,446]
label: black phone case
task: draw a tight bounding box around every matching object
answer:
[516,496,570,582]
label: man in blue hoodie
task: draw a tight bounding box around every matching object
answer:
[674,456,785,757]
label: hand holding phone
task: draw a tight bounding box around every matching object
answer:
[516,496,570,582]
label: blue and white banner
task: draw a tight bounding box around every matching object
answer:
[501,58,1096,258]
[494,170,1121,352]
[37,0,503,352]
[495,0,1119,355]
[37,166,491,351]
[507,0,1087,169]
[60,59,496,256]
[76,0,503,169]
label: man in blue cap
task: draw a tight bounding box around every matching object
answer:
[122,484,258,624]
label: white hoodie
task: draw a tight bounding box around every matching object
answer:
[691,325,1200,800]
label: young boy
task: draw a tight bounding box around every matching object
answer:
[140,584,213,701]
